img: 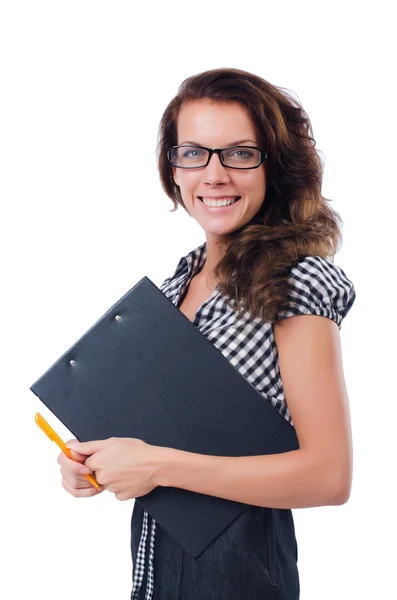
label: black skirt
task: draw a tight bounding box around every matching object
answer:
[131,501,300,599]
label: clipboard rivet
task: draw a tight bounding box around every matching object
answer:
[115,315,122,321]
[69,359,77,366]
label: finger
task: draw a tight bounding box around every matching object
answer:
[84,456,99,471]
[59,466,95,484]
[63,476,96,489]
[69,449,91,462]
[66,439,107,455]
[64,439,87,462]
[62,479,101,497]
[57,450,88,467]
[58,456,93,476]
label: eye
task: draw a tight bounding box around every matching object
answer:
[232,149,254,158]
[182,148,205,158]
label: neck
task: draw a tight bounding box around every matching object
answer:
[198,235,224,278]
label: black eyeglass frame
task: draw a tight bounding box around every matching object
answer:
[167,145,268,170]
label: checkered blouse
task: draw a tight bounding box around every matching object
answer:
[131,241,356,599]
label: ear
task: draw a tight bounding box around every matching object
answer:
[172,165,180,187]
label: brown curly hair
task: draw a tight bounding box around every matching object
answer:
[157,67,343,323]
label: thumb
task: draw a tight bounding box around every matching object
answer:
[69,449,89,462]
[66,439,104,455]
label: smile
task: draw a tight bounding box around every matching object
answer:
[198,196,241,208]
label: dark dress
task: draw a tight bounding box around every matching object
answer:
[131,500,300,599]
[130,242,356,599]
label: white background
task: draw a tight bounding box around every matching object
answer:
[1,1,396,598]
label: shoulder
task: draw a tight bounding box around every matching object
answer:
[274,255,356,328]
[160,242,207,292]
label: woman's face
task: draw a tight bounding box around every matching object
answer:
[172,99,267,239]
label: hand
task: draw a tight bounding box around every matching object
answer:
[57,439,105,498]
[66,437,168,501]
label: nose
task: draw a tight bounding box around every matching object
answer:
[204,152,231,185]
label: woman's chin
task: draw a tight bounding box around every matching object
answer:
[201,222,240,237]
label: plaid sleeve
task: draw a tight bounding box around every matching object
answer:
[274,255,356,328]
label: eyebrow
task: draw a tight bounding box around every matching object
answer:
[179,139,257,146]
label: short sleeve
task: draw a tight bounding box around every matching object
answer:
[274,255,356,328]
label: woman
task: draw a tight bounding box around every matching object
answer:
[59,67,356,599]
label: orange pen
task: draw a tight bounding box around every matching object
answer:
[35,412,101,491]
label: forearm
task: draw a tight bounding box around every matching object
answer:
[156,448,350,509]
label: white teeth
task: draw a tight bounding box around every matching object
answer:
[201,197,240,207]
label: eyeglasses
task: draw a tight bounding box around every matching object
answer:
[167,145,268,170]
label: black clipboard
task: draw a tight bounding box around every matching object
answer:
[30,277,299,558]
